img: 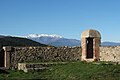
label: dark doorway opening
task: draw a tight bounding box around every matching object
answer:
[0,49,4,67]
[86,37,93,58]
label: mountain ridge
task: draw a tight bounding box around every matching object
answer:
[101,41,120,46]
[26,34,120,47]
[0,34,120,47]
[27,34,80,47]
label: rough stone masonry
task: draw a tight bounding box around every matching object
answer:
[10,46,81,69]
[1,46,120,69]
[81,29,101,62]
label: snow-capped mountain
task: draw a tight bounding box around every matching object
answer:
[26,34,120,47]
[0,34,120,47]
[26,34,80,47]
[26,34,63,38]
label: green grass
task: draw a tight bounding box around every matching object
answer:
[0,61,120,80]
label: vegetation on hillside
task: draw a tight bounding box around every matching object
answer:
[0,61,120,80]
[0,36,47,47]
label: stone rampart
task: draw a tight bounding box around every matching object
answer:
[3,46,120,69]
[10,46,81,69]
[100,46,120,63]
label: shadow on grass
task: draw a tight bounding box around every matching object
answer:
[0,69,9,74]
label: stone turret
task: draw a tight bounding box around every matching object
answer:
[81,29,101,62]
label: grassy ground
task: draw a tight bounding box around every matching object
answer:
[0,61,120,80]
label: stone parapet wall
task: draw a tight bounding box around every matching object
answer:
[11,46,81,69]
[3,46,120,69]
[100,46,120,63]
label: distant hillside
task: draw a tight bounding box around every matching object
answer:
[0,36,46,47]
[1,34,119,47]
[101,42,120,46]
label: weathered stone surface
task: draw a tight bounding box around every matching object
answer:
[81,29,101,38]
[10,46,81,69]
[81,29,101,62]
[2,45,120,70]
[100,46,120,63]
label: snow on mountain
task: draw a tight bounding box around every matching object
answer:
[26,34,80,47]
[26,34,63,38]
[0,34,120,47]
[17,33,120,47]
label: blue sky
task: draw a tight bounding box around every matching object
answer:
[0,0,120,42]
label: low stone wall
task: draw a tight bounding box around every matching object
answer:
[11,46,81,69]
[100,46,120,63]
[3,46,120,69]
